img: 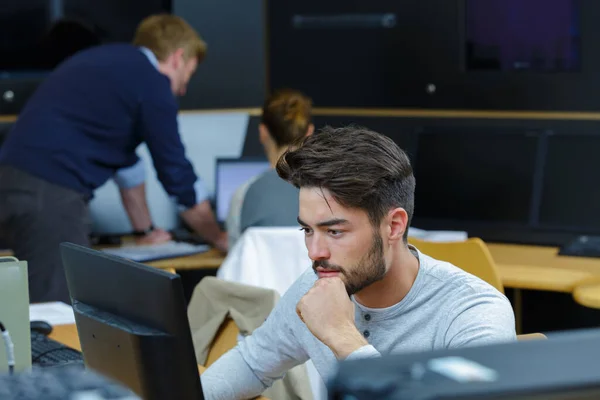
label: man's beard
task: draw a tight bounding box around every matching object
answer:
[312,232,386,295]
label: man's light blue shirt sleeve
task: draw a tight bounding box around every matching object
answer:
[113,159,146,189]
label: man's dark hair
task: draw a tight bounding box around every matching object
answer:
[276,125,416,241]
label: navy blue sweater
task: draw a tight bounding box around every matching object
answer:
[0,44,198,208]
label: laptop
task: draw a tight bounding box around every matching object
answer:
[214,157,271,224]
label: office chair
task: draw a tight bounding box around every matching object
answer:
[409,237,505,293]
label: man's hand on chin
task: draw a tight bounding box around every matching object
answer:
[296,277,368,359]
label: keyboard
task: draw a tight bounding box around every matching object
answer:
[31,330,84,367]
[0,365,139,399]
[559,235,600,258]
[101,241,210,262]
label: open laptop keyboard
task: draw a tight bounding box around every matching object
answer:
[31,330,84,367]
[101,241,210,262]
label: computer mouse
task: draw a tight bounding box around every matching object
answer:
[30,320,53,336]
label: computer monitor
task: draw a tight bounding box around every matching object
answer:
[465,0,581,73]
[538,134,600,234]
[60,243,203,400]
[214,157,271,223]
[329,328,600,399]
[412,127,539,229]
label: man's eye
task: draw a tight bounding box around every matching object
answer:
[328,230,342,236]
[299,227,312,234]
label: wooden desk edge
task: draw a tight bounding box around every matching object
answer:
[7,108,600,122]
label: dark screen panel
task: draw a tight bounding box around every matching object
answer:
[268,0,453,107]
[312,116,418,160]
[413,129,538,224]
[466,0,581,72]
[539,134,600,231]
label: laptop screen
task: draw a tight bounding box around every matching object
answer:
[215,158,271,222]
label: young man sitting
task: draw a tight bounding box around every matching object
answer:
[201,125,516,399]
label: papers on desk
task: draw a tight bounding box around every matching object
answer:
[408,227,468,242]
[101,241,210,262]
[29,302,75,326]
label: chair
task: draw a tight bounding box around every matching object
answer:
[408,237,504,294]
[205,318,239,367]
[218,227,310,296]
[517,333,547,340]
[188,277,314,400]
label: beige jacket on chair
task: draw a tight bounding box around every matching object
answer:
[188,276,313,400]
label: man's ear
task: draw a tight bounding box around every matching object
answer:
[387,208,408,243]
[306,123,315,137]
[259,123,270,145]
[170,48,185,69]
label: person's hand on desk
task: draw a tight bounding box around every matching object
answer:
[135,228,172,245]
[181,200,229,252]
[297,277,369,359]
[213,232,228,253]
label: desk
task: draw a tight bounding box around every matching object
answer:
[49,324,81,351]
[487,243,600,332]
[3,245,223,270]
[488,243,600,293]
[145,248,225,271]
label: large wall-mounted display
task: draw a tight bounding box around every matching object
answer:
[268,0,598,111]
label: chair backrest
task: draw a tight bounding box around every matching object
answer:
[517,333,547,340]
[205,318,239,367]
[408,237,505,293]
[188,278,317,400]
[217,227,310,296]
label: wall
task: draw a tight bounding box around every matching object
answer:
[174,0,267,109]
[0,0,267,115]
[267,0,600,111]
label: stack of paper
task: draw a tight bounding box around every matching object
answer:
[408,227,468,242]
[29,302,75,326]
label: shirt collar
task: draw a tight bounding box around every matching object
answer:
[139,47,159,70]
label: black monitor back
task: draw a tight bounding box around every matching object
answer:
[329,328,600,399]
[60,243,202,400]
